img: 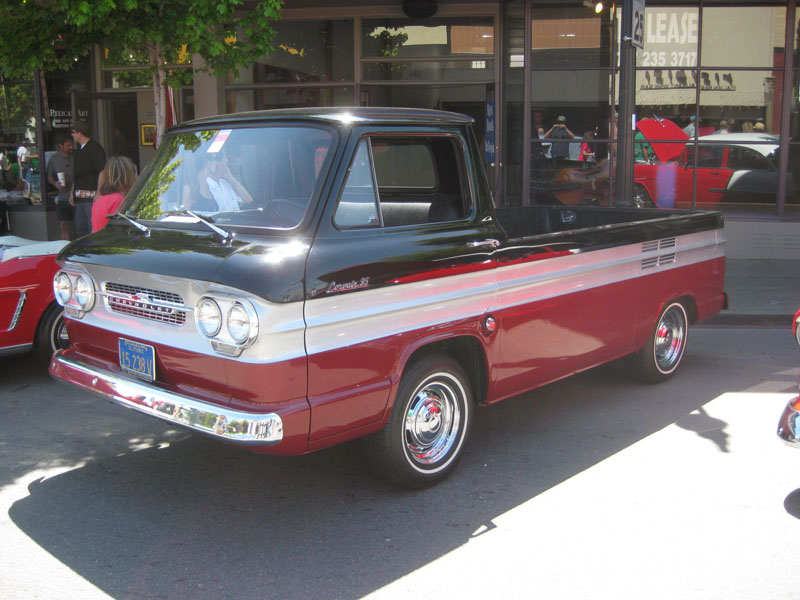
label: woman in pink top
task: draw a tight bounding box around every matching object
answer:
[91,156,137,232]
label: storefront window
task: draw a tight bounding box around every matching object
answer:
[362,60,494,82]
[532,5,614,68]
[0,79,36,196]
[362,18,494,59]
[101,46,193,90]
[233,19,354,85]
[627,4,792,215]
[529,70,614,202]
[701,6,783,69]
[227,86,353,112]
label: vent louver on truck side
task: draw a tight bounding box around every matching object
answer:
[103,282,187,326]
[641,237,677,270]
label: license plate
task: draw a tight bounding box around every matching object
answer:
[119,338,156,382]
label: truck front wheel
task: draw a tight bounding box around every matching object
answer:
[363,354,472,488]
[628,301,688,383]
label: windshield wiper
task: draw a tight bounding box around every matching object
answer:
[162,209,234,245]
[110,212,150,236]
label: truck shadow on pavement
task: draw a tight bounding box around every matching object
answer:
[6,330,797,599]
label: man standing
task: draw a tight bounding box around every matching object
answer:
[46,134,75,240]
[544,115,575,160]
[70,120,106,238]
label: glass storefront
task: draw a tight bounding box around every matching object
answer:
[0,78,37,206]
[228,18,355,111]
[1,57,93,207]
[6,1,800,238]
[227,14,497,189]
[503,0,800,217]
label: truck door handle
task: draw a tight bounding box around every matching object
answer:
[468,239,500,249]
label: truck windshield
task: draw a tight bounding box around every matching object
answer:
[124,125,335,229]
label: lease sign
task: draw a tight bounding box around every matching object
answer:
[632,0,645,49]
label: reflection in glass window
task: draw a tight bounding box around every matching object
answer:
[702,6,783,69]
[531,71,614,149]
[126,125,335,229]
[233,20,354,85]
[530,142,613,207]
[228,87,353,112]
[0,81,36,194]
[698,71,779,136]
[363,60,494,82]
[635,7,698,69]
[335,140,380,228]
[532,5,613,68]
[362,18,494,59]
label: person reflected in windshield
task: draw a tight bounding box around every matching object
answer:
[91,156,137,232]
[183,153,253,212]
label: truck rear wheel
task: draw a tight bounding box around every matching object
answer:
[363,354,472,488]
[628,301,688,383]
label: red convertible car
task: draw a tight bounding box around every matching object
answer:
[0,236,69,364]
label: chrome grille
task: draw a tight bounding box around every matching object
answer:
[103,282,187,326]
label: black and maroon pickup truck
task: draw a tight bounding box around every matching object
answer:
[50,108,727,487]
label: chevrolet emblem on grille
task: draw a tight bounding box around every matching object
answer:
[103,282,187,326]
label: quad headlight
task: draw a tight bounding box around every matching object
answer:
[196,298,222,337]
[195,295,258,356]
[53,270,96,315]
[54,272,73,305]
[227,303,251,343]
[74,275,95,310]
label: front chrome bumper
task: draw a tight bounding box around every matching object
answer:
[50,352,283,446]
[777,397,800,448]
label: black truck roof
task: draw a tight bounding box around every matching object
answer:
[177,107,475,130]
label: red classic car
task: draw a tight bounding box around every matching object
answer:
[1,236,70,363]
[777,309,800,448]
[633,133,791,209]
[793,307,800,346]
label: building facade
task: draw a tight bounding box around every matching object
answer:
[2,1,799,257]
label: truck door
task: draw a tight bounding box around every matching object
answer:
[303,129,501,443]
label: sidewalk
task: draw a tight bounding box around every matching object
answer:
[706,259,800,326]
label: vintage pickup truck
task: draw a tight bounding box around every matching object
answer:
[50,108,727,487]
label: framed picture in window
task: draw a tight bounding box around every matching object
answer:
[140,124,156,146]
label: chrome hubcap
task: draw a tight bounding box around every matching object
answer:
[654,306,686,372]
[52,314,70,351]
[404,376,462,466]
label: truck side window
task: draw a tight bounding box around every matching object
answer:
[335,135,468,229]
[334,139,381,228]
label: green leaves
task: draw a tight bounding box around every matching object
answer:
[1,0,283,82]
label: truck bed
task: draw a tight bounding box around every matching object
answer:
[494,205,723,240]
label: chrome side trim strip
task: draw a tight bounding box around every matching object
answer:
[8,291,26,331]
[305,229,724,356]
[50,352,283,446]
[0,342,33,357]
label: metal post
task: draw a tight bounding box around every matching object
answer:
[614,0,636,206]
[33,69,47,220]
[776,1,796,217]
[522,0,531,206]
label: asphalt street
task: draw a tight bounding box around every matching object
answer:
[1,325,799,600]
